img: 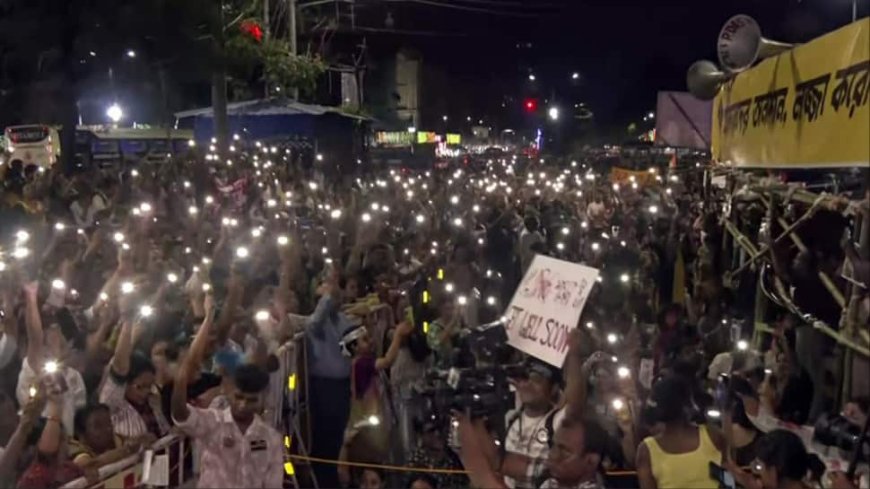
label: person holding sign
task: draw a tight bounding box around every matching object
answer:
[496,332,605,489]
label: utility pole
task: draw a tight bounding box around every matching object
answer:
[264,0,270,96]
[288,0,298,99]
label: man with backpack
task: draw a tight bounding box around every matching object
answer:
[502,360,566,489]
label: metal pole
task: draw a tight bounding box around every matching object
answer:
[264,0,270,37]
[289,0,299,99]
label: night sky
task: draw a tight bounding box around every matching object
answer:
[366,0,867,127]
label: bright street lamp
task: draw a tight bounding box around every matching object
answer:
[647,111,655,119]
[572,72,580,80]
[548,107,559,121]
[528,74,536,81]
[442,115,448,122]
[126,50,136,58]
[106,103,123,123]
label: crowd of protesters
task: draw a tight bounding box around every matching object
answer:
[0,141,867,489]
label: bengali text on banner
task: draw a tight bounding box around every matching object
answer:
[712,18,869,168]
[503,255,599,367]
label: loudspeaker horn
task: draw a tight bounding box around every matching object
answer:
[686,60,731,101]
[717,14,793,72]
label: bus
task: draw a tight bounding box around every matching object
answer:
[3,125,61,168]
[76,127,194,167]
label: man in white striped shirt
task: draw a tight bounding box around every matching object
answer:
[173,363,284,488]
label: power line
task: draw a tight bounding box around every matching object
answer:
[447,0,561,9]
[382,0,551,17]
[352,25,471,36]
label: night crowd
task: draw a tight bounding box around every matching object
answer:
[0,143,867,489]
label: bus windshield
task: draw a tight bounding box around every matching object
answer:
[6,126,50,145]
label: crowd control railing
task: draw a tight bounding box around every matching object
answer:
[60,433,189,489]
[59,336,303,489]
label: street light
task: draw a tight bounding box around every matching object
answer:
[106,103,123,123]
[126,50,136,58]
[442,115,448,122]
[647,111,655,119]
[528,73,536,81]
[571,72,580,80]
[548,107,559,121]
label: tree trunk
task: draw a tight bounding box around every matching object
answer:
[211,66,229,158]
[59,71,78,174]
[212,0,229,158]
[159,66,173,157]
[59,0,80,174]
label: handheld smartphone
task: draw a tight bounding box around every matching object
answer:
[709,462,736,489]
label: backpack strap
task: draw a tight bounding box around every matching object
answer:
[544,408,558,448]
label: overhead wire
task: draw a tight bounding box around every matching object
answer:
[381,0,554,17]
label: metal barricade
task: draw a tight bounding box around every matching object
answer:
[60,434,189,489]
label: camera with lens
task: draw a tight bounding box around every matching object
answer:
[415,363,525,419]
[415,319,523,418]
[814,413,870,460]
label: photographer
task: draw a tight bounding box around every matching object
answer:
[498,332,602,489]
[457,412,610,489]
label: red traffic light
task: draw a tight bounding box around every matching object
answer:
[524,98,538,112]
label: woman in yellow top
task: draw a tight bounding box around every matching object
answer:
[636,376,726,489]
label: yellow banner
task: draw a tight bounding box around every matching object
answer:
[712,18,869,168]
[609,167,657,186]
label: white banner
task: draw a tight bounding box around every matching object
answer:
[503,255,599,367]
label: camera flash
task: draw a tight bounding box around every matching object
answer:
[29,386,37,398]
[611,399,625,411]
[255,310,270,321]
[100,292,109,302]
[51,279,66,290]
[167,273,178,284]
[113,232,125,243]
[737,340,749,351]
[607,333,618,344]
[140,305,154,317]
[617,366,630,379]
[54,222,66,231]
[202,283,211,292]
[121,282,135,294]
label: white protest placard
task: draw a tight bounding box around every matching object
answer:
[503,255,599,367]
